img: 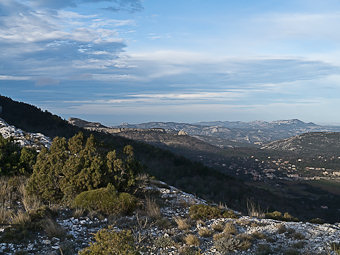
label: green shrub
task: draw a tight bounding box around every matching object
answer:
[27,133,141,203]
[284,248,300,255]
[179,247,202,255]
[79,227,139,255]
[189,204,238,221]
[198,227,213,237]
[73,185,137,215]
[292,241,305,249]
[153,236,175,249]
[214,235,251,253]
[265,211,298,222]
[255,244,272,255]
[0,135,36,176]
[309,218,325,224]
[189,204,220,220]
[251,231,266,239]
[222,209,238,219]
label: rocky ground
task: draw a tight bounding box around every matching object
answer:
[1,179,339,255]
[0,118,51,149]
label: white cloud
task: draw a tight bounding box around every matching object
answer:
[0,0,132,82]
[0,75,30,80]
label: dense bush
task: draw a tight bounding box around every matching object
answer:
[189,204,238,220]
[265,211,299,222]
[73,185,137,215]
[0,135,36,176]
[79,227,139,255]
[214,235,251,253]
[26,132,141,202]
[309,218,325,224]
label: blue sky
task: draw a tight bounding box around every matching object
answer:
[1,0,340,125]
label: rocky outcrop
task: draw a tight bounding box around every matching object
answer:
[0,118,51,149]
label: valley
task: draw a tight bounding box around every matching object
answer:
[69,115,340,224]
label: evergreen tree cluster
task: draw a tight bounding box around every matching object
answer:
[27,132,142,203]
[0,134,36,175]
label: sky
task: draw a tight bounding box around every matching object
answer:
[1,0,340,125]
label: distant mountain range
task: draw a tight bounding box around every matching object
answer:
[115,119,340,147]
[70,117,340,156]
[69,118,223,157]
[262,132,340,155]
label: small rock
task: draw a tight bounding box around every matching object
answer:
[42,240,51,245]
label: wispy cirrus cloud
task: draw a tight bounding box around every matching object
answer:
[0,0,136,84]
[30,0,143,12]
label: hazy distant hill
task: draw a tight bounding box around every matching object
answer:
[116,119,340,146]
[68,117,106,129]
[262,132,340,155]
[68,117,340,222]
[69,118,224,160]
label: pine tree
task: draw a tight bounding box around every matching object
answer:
[26,147,63,202]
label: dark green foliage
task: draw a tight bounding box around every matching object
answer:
[309,218,325,224]
[19,147,36,174]
[27,132,140,202]
[73,185,137,215]
[222,209,238,219]
[106,145,141,191]
[265,211,299,222]
[78,227,139,255]
[26,147,63,202]
[255,244,272,255]
[189,204,221,220]
[189,204,238,220]
[0,135,36,176]
[61,134,104,199]
[283,248,300,255]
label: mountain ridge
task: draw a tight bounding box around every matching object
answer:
[112,119,340,147]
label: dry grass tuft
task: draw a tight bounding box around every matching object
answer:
[277,224,287,234]
[42,218,66,239]
[236,233,253,251]
[73,208,86,218]
[198,227,213,237]
[237,233,254,242]
[0,178,10,206]
[11,211,31,225]
[235,218,251,226]
[174,217,191,230]
[20,184,42,213]
[185,234,200,246]
[251,231,266,239]
[213,232,230,241]
[223,222,237,235]
[0,207,14,224]
[292,232,305,240]
[247,200,265,218]
[145,197,161,219]
[211,221,224,232]
[196,219,205,227]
